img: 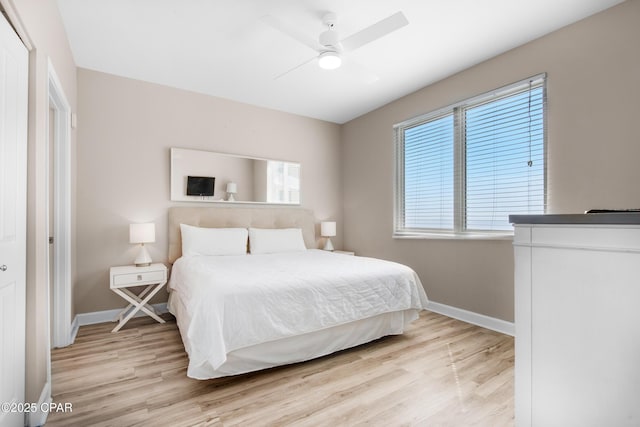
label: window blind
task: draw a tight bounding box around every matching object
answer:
[403,114,454,229]
[395,74,546,237]
[465,86,545,231]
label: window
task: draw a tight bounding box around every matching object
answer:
[267,160,300,204]
[394,74,546,237]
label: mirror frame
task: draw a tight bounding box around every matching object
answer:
[170,147,301,205]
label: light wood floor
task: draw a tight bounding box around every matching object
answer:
[48,311,514,426]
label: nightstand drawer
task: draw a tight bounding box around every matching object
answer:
[113,270,165,286]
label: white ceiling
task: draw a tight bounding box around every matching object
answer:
[56,0,623,124]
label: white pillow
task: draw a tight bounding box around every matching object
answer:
[180,224,248,256]
[248,227,307,254]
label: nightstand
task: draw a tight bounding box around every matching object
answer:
[333,250,355,256]
[110,263,167,332]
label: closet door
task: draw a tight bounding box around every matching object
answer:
[0,10,28,427]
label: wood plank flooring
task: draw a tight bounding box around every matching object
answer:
[48,311,514,426]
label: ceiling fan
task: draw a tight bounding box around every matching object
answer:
[263,11,409,79]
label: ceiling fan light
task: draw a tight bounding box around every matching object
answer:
[318,51,341,70]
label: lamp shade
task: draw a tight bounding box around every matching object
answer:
[321,221,336,237]
[129,223,155,244]
[226,182,237,194]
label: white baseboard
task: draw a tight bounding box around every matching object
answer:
[69,301,511,344]
[426,301,514,336]
[70,316,79,344]
[70,303,168,343]
[27,381,51,427]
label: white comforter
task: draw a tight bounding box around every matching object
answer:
[169,249,428,374]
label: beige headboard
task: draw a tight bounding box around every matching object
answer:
[168,206,317,263]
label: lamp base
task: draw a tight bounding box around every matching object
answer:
[323,237,334,251]
[134,244,152,267]
[227,193,235,202]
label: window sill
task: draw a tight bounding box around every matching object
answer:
[393,231,514,241]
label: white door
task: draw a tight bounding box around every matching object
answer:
[0,11,29,427]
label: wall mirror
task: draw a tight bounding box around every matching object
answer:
[170,148,301,205]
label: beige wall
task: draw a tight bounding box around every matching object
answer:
[76,68,342,313]
[341,0,640,322]
[3,0,77,405]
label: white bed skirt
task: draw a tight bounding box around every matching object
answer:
[168,291,420,379]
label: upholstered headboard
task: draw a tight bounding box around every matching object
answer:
[168,206,317,263]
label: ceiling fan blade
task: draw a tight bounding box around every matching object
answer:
[262,15,320,52]
[274,55,318,80]
[341,11,409,52]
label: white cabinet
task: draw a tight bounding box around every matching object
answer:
[512,219,640,427]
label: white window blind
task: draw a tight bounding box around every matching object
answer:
[403,114,454,229]
[465,85,545,231]
[395,74,546,237]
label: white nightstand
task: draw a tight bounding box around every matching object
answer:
[333,250,355,256]
[110,263,167,332]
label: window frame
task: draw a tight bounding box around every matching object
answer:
[393,73,547,239]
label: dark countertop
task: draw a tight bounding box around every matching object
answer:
[509,212,640,225]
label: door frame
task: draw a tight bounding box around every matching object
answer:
[47,59,72,349]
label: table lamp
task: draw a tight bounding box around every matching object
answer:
[226,182,237,201]
[321,221,336,251]
[129,223,155,267]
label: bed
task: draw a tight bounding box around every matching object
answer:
[167,207,429,379]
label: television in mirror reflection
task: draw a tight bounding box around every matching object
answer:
[186,176,215,196]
